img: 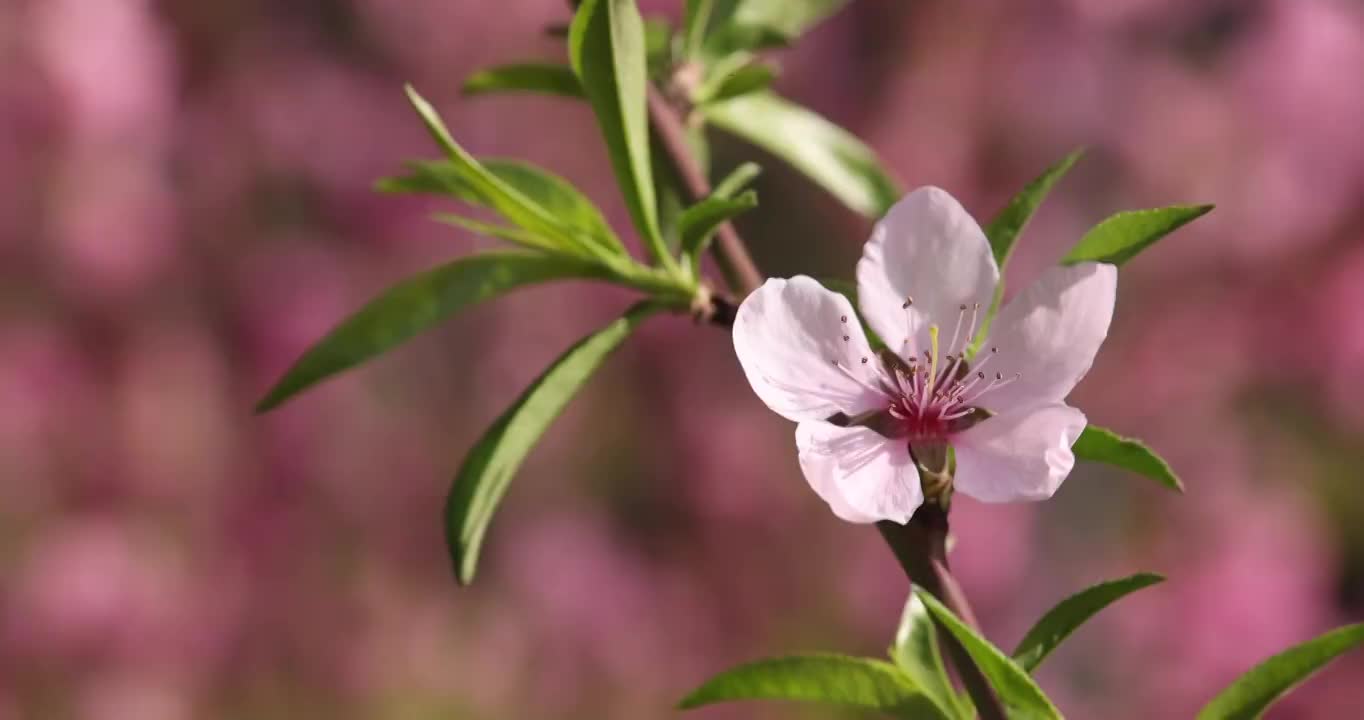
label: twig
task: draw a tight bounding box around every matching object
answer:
[645,81,1009,720]
[645,86,764,296]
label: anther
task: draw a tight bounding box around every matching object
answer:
[902,296,914,308]
[840,315,847,323]
[842,335,849,341]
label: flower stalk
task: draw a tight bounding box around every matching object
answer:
[645,79,1008,720]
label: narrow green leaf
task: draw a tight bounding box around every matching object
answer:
[1073,425,1184,493]
[704,92,900,218]
[706,0,851,54]
[432,214,564,253]
[914,589,1063,720]
[713,161,762,198]
[569,0,671,267]
[256,253,610,413]
[678,654,945,717]
[679,190,757,265]
[695,60,778,105]
[381,159,622,255]
[1063,204,1214,266]
[447,302,661,584]
[403,86,607,258]
[1012,573,1165,672]
[462,63,584,98]
[891,593,969,719]
[1197,624,1364,720]
[683,0,716,58]
[986,149,1085,268]
[970,149,1085,355]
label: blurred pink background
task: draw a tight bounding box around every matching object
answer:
[2,0,1363,718]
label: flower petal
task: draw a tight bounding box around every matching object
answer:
[977,262,1117,412]
[856,187,999,359]
[733,276,890,422]
[796,422,922,524]
[952,403,1086,503]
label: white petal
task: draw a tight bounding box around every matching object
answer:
[977,262,1117,412]
[856,187,999,358]
[733,276,890,422]
[952,403,1086,503]
[796,422,923,524]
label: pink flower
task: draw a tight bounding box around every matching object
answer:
[732,187,1116,523]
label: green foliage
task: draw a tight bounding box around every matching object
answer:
[704,0,852,55]
[1063,204,1214,266]
[446,302,661,584]
[678,654,947,718]
[986,149,1085,269]
[405,86,619,261]
[693,57,778,105]
[1012,573,1165,672]
[891,594,969,719]
[679,190,758,274]
[703,92,900,218]
[971,149,1085,353]
[255,253,611,413]
[380,159,622,256]
[683,0,716,58]
[712,161,762,197]
[914,589,1063,720]
[569,0,672,268]
[1073,425,1184,492]
[1197,624,1364,720]
[462,64,584,98]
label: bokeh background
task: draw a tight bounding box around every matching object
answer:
[3,0,1364,718]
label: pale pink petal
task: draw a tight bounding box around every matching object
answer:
[953,403,1086,503]
[856,187,999,358]
[977,262,1117,412]
[733,276,890,422]
[796,422,922,524]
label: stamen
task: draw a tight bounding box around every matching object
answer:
[924,326,941,400]
[960,301,982,354]
[945,304,967,357]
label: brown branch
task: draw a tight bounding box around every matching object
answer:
[879,509,1007,720]
[646,79,1006,720]
[645,86,764,295]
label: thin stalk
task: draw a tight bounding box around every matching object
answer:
[645,86,763,295]
[646,80,1009,720]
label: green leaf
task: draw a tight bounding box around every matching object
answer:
[462,63,584,98]
[447,302,661,584]
[914,589,1063,720]
[695,59,778,105]
[678,654,946,717]
[1063,204,1214,266]
[706,0,851,54]
[1073,425,1184,493]
[1197,623,1364,720]
[255,253,611,413]
[704,92,900,218]
[403,86,610,259]
[683,0,716,57]
[569,0,671,268]
[679,190,758,269]
[970,149,1085,355]
[986,149,1085,268]
[891,593,969,719]
[713,161,762,198]
[381,159,622,255]
[433,214,565,254]
[1012,573,1165,672]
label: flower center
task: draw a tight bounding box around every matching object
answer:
[880,302,1018,441]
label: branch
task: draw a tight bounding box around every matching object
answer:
[645,86,764,295]
[645,82,1008,720]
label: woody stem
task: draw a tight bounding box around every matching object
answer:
[646,80,1008,720]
